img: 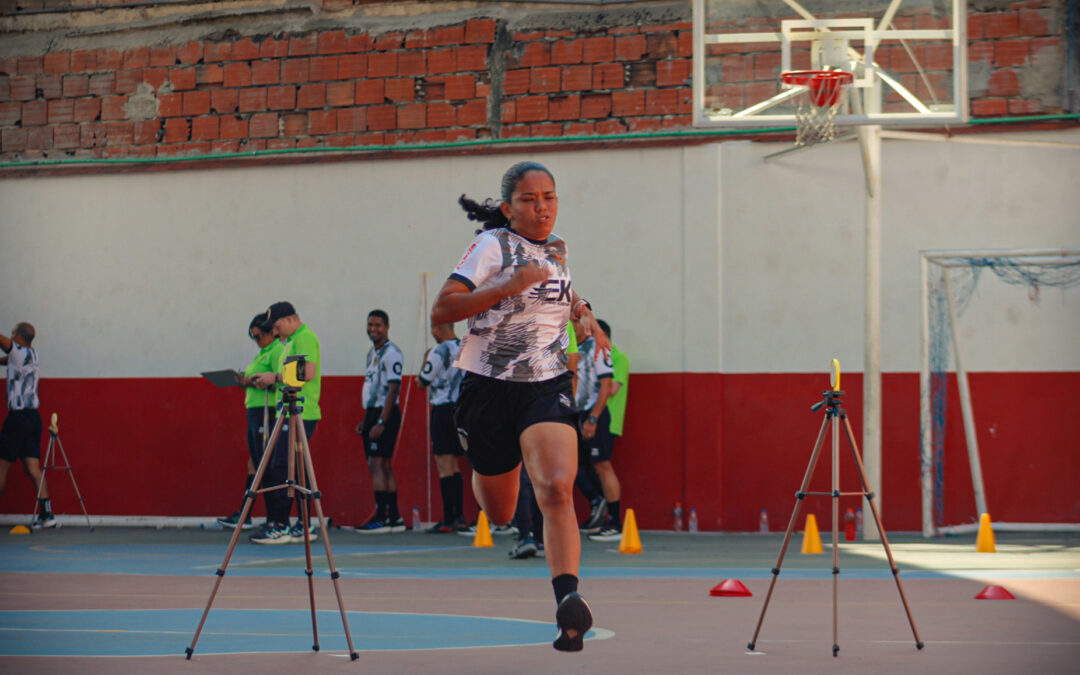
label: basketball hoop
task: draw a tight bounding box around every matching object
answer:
[780,70,854,146]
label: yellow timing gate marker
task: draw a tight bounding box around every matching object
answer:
[831,358,841,391]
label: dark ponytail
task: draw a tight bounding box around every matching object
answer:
[458,194,508,232]
[459,161,555,233]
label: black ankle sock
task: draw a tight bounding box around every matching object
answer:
[439,476,454,522]
[452,472,464,520]
[39,498,51,514]
[608,500,621,527]
[388,492,400,520]
[552,574,579,605]
[374,491,387,521]
[244,474,254,492]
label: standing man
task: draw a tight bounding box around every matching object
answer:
[0,323,53,528]
[416,322,466,533]
[355,309,406,533]
[572,317,622,543]
[593,319,628,540]
[249,302,322,545]
[218,313,285,530]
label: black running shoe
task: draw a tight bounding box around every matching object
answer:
[553,592,593,652]
[508,536,537,559]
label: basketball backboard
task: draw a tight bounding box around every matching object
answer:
[692,0,967,128]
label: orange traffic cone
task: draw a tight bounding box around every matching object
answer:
[9,525,31,535]
[801,513,823,554]
[975,513,996,553]
[473,511,494,548]
[618,508,642,554]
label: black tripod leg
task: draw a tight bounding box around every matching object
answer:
[841,415,924,650]
[749,414,832,651]
[298,430,360,661]
[186,409,287,659]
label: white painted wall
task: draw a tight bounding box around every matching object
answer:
[1,131,1076,378]
[721,129,1080,373]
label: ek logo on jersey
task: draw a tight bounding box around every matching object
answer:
[529,279,572,303]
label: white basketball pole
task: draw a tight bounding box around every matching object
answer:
[858,123,883,541]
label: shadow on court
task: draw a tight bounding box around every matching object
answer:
[1,527,1077,674]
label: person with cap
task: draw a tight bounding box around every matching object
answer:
[354,309,406,533]
[0,322,53,529]
[217,313,285,531]
[249,302,322,544]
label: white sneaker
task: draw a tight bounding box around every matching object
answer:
[32,512,57,529]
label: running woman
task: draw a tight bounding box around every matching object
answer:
[431,161,610,652]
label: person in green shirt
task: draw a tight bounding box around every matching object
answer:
[250,301,322,545]
[217,313,284,531]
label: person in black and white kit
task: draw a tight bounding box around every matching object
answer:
[572,316,621,542]
[416,322,467,533]
[0,322,54,528]
[431,161,610,652]
[355,309,406,533]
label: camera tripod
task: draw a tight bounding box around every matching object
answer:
[748,367,923,657]
[32,413,94,529]
[186,386,359,661]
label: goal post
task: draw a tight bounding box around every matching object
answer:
[919,248,1080,537]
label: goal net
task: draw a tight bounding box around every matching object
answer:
[920,248,1080,537]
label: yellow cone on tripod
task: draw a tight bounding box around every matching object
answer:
[801,513,823,554]
[975,513,997,553]
[472,511,494,548]
[619,508,643,554]
[9,525,31,535]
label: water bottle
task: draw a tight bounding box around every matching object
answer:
[412,505,421,531]
[688,507,699,533]
[855,508,864,539]
[759,509,769,533]
[673,502,684,532]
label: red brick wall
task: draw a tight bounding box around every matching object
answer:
[0,1,1072,162]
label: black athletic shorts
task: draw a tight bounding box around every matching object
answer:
[579,408,615,463]
[362,405,401,459]
[454,371,577,476]
[430,403,464,457]
[0,409,43,463]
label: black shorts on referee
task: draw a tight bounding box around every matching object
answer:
[430,403,464,457]
[0,409,43,463]
[361,405,401,459]
[454,371,577,476]
[579,407,615,463]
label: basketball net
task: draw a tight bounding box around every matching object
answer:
[781,70,853,146]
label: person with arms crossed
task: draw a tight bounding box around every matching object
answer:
[249,302,322,544]
[415,322,467,533]
[0,322,53,529]
[431,161,610,652]
[355,310,406,534]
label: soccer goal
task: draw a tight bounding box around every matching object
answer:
[919,248,1080,537]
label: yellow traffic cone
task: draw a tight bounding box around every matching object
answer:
[975,513,996,553]
[618,508,643,554]
[801,513,823,554]
[473,511,494,548]
[9,525,31,535]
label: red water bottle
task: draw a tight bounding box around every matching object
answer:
[844,508,856,541]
